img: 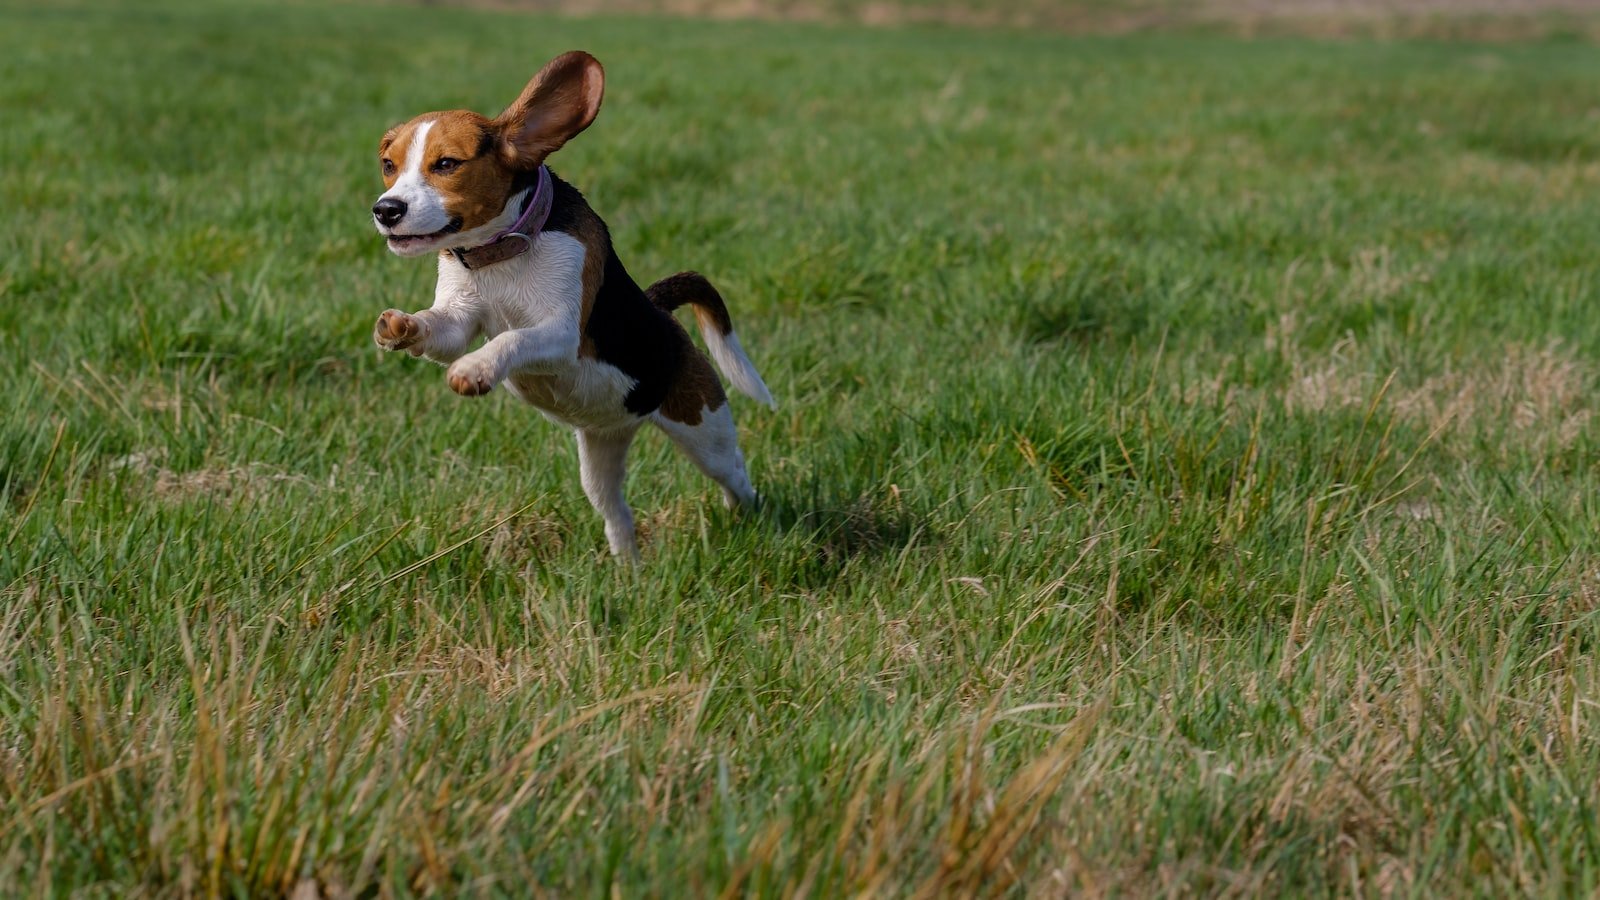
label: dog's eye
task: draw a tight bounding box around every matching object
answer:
[381,158,396,176]
[432,157,461,174]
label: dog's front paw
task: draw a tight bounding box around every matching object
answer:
[374,309,426,352]
[446,357,498,396]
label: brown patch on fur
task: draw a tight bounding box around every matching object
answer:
[425,110,520,232]
[493,51,605,169]
[647,272,735,335]
[375,51,605,252]
[380,111,527,233]
[378,109,538,235]
[378,120,419,190]
[560,203,610,356]
[693,305,731,337]
[657,349,726,426]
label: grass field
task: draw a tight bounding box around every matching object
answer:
[5,0,1600,895]
[457,0,1600,41]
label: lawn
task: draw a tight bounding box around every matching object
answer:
[4,0,1600,895]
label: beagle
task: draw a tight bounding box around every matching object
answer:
[370,51,773,559]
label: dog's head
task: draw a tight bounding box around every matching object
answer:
[372,51,604,257]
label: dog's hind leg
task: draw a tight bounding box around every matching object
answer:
[652,405,756,510]
[576,425,643,559]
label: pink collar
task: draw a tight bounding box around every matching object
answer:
[450,165,554,270]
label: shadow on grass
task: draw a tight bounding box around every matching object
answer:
[748,482,935,589]
[1008,259,1159,348]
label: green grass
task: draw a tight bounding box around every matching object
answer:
[5,0,1600,895]
[465,0,1600,42]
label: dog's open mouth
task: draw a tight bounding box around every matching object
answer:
[385,219,461,250]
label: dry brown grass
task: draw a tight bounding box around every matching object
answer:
[1279,338,1594,460]
[110,451,316,503]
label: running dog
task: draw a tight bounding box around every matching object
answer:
[370,51,773,559]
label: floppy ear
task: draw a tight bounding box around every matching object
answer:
[494,51,604,168]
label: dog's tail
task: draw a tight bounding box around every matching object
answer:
[648,272,775,408]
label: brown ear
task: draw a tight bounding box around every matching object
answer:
[494,51,604,168]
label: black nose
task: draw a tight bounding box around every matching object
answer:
[372,197,407,227]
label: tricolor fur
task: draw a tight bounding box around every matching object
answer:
[370,51,773,559]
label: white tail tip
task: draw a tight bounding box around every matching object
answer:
[704,329,774,408]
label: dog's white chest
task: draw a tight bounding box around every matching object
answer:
[439,232,584,335]
[436,232,638,429]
